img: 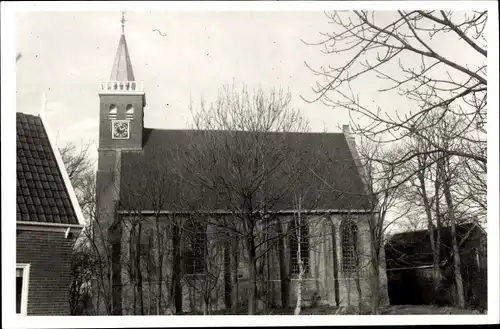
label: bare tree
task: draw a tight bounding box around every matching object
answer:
[399,133,444,302]
[287,149,330,315]
[304,10,487,164]
[357,138,407,314]
[181,84,311,315]
[180,218,228,315]
[397,107,484,308]
[59,141,107,315]
[118,147,185,315]
[69,241,96,315]
[60,141,95,195]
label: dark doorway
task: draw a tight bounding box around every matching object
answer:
[387,269,426,305]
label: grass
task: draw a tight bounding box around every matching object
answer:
[379,305,480,315]
[181,304,480,315]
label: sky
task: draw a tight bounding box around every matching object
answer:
[15,9,487,164]
[16,10,354,161]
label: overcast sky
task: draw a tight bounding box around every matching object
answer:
[16,11,356,160]
[16,9,487,163]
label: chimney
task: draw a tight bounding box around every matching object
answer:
[342,124,356,146]
[343,123,370,196]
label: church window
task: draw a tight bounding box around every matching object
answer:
[290,219,309,275]
[125,104,134,120]
[341,219,359,274]
[109,104,117,120]
[183,219,206,275]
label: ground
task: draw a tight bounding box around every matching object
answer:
[181,304,480,315]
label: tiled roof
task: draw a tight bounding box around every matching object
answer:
[119,128,371,212]
[16,113,79,224]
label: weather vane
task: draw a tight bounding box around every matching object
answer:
[121,11,126,34]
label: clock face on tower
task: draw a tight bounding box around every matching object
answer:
[111,120,130,139]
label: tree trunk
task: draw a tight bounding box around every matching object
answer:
[136,223,144,315]
[148,280,152,315]
[173,225,183,313]
[368,214,380,314]
[230,235,239,313]
[224,238,232,310]
[370,264,380,315]
[275,219,289,308]
[130,230,137,314]
[265,217,270,311]
[294,213,303,315]
[355,247,363,314]
[294,263,303,315]
[355,270,363,314]
[417,167,441,300]
[331,222,340,307]
[109,223,122,315]
[246,234,258,315]
[155,218,163,315]
[106,253,113,315]
[442,171,465,308]
[346,276,352,310]
[434,160,442,300]
[202,298,209,315]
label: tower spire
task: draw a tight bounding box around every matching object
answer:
[121,11,126,35]
[109,11,135,82]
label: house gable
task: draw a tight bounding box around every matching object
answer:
[16,112,85,227]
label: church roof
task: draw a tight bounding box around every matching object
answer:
[119,128,371,213]
[16,113,80,225]
[109,34,135,81]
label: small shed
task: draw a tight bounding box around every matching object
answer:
[385,223,486,308]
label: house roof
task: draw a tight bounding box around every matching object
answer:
[119,128,371,212]
[16,113,81,225]
[385,223,485,269]
[109,34,135,81]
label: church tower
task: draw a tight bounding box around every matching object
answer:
[98,13,146,150]
[95,13,145,315]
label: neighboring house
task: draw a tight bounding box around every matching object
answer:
[385,222,487,309]
[94,26,388,315]
[16,112,85,315]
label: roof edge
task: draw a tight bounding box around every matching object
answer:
[17,221,84,229]
[117,208,374,216]
[39,111,86,226]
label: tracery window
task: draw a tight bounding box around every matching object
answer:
[183,219,206,275]
[341,219,359,274]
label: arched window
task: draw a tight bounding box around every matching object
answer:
[290,219,309,275]
[125,104,134,120]
[183,219,206,275]
[341,219,359,274]
[109,104,117,120]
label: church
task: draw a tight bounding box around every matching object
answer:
[94,17,389,315]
